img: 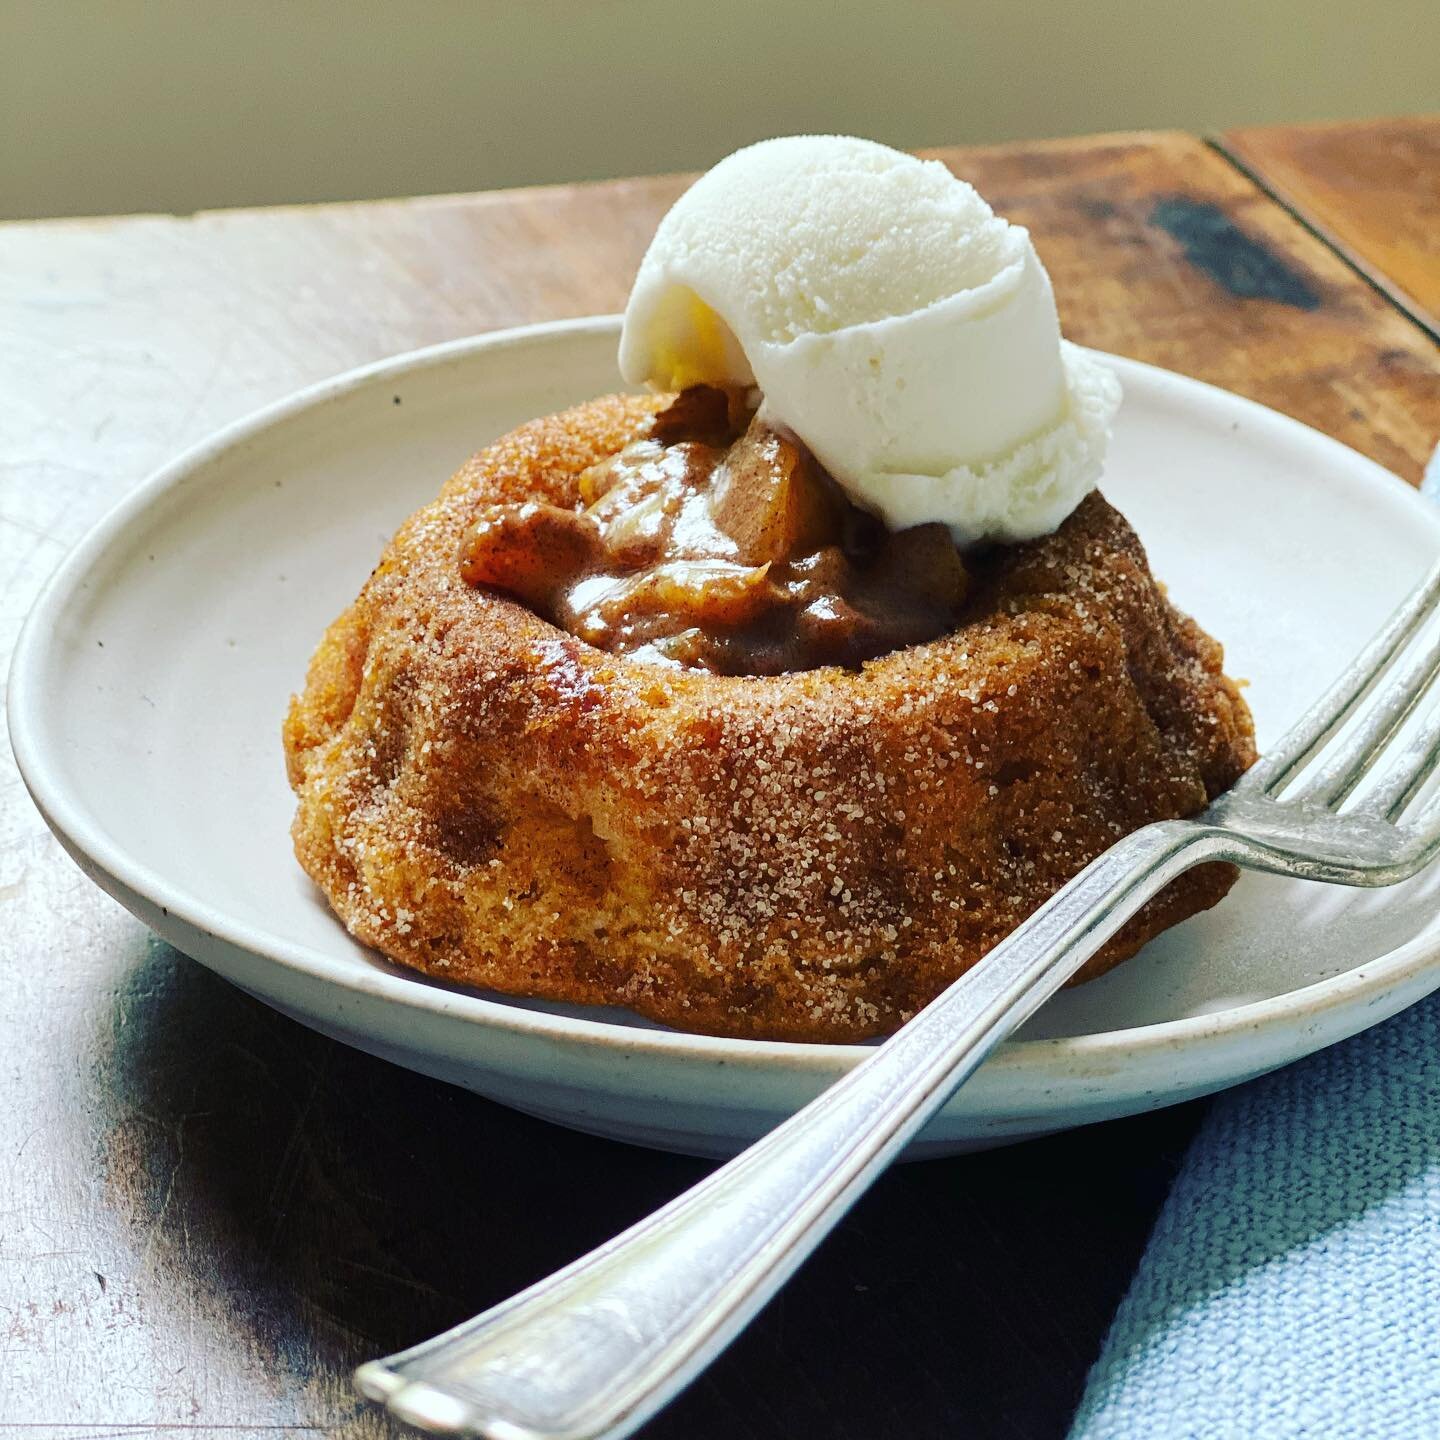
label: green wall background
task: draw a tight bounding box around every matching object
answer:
[4,0,1436,220]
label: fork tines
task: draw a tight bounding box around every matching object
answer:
[1242,559,1440,829]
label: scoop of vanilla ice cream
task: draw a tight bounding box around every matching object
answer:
[619,135,1121,547]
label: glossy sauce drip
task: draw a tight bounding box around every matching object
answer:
[458,386,970,675]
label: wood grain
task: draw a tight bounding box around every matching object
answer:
[926,131,1440,485]
[1,126,1437,1437]
[1220,114,1440,340]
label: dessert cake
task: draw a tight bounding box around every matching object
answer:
[284,136,1255,1041]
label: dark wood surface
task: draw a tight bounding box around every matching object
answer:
[3,125,1438,1437]
[1219,114,1440,341]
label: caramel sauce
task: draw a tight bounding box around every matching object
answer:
[458,387,970,675]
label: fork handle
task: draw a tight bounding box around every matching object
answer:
[357,819,1225,1440]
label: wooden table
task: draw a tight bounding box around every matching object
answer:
[2,119,1437,1439]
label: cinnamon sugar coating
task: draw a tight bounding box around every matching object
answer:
[284,394,1256,1041]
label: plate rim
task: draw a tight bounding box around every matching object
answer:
[10,314,1440,1078]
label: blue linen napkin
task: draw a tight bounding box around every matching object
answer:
[1068,989,1440,1439]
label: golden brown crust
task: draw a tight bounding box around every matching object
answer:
[284,394,1256,1042]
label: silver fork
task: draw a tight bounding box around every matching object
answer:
[357,559,1440,1440]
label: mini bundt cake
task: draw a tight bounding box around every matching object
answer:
[283,389,1255,1041]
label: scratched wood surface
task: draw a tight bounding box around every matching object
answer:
[1219,114,1440,341]
[2,127,1438,1438]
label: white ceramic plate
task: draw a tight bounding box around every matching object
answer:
[12,317,1440,1157]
